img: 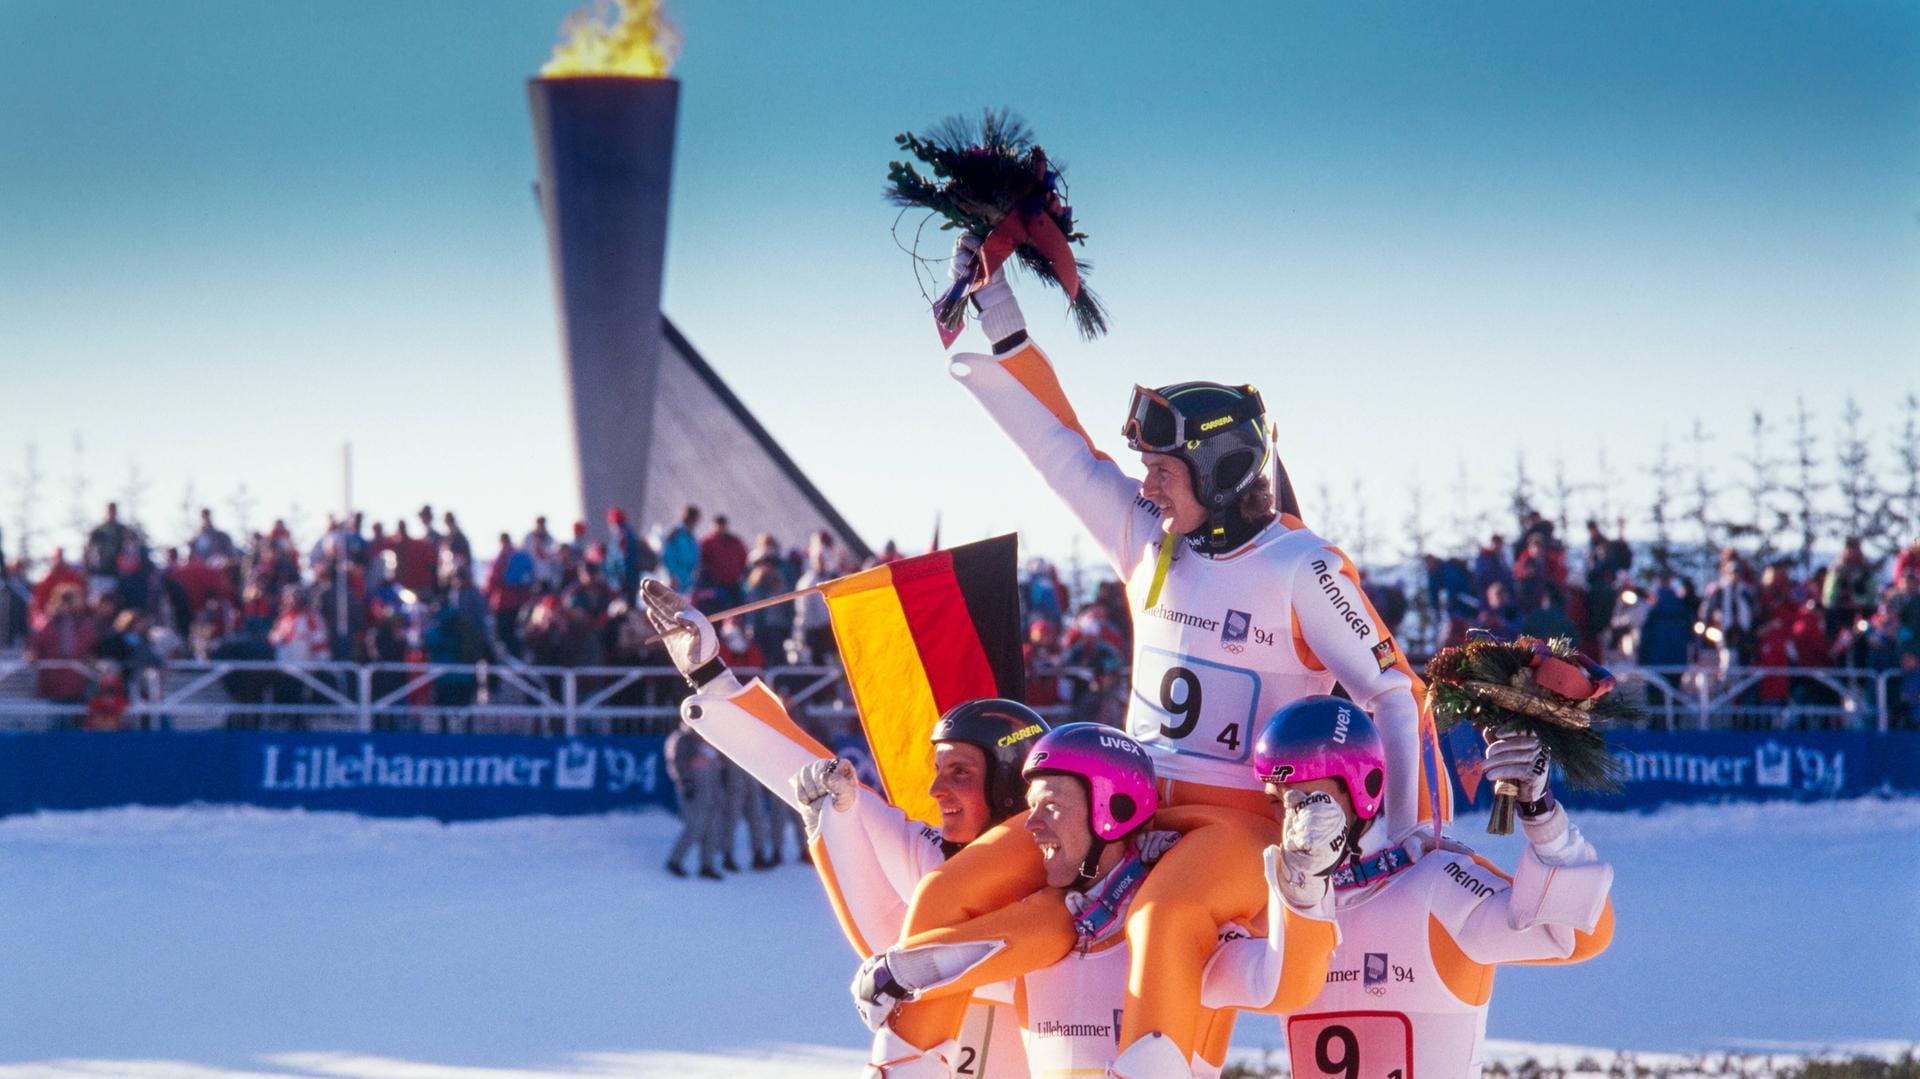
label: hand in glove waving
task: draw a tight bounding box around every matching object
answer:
[640,579,720,685]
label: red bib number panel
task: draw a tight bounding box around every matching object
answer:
[1286,1011,1413,1079]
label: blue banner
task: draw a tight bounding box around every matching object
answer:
[0,732,674,821]
[1444,725,1920,812]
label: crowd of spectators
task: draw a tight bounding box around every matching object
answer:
[0,500,886,728]
[1422,513,1920,728]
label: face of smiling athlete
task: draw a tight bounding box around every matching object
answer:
[928,741,993,844]
[1024,774,1099,889]
[1140,452,1208,534]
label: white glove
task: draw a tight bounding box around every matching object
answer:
[1275,789,1349,908]
[850,951,914,1032]
[1482,727,1551,804]
[1135,829,1181,865]
[792,758,857,840]
[640,579,720,682]
[1483,727,1571,849]
[950,233,1022,344]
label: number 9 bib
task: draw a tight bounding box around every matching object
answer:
[1286,1011,1412,1079]
[1128,647,1262,763]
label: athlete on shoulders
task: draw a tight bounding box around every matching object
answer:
[1203,696,1614,1079]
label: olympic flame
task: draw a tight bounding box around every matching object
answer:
[541,0,680,78]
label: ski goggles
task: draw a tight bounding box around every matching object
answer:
[1121,384,1267,452]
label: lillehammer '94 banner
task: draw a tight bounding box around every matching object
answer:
[820,534,1024,826]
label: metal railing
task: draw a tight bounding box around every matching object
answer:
[0,655,1906,734]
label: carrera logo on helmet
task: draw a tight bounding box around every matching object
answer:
[1185,439,1202,450]
[1199,415,1233,432]
[997,724,1043,748]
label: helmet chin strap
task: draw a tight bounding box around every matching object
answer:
[1072,836,1109,893]
[1186,501,1265,555]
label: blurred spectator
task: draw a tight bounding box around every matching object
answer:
[698,514,749,609]
[875,539,902,565]
[1360,570,1408,637]
[268,587,328,665]
[1757,562,1800,625]
[1636,579,1694,667]
[789,531,837,665]
[743,537,793,651]
[189,508,237,564]
[1473,581,1521,640]
[1471,534,1514,599]
[664,721,726,880]
[26,584,95,703]
[1519,588,1579,643]
[1752,612,1794,708]
[82,501,135,600]
[1583,517,1633,645]
[523,515,561,589]
[604,508,652,603]
[1023,559,1065,629]
[31,547,86,627]
[1512,530,1568,611]
[1820,537,1877,660]
[1699,548,1757,668]
[662,506,702,592]
[390,521,438,598]
[1023,618,1065,708]
[1423,554,1479,648]
[416,505,442,549]
[486,533,535,658]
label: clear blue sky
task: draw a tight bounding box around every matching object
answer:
[3,1,1915,571]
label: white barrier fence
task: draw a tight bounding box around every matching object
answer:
[0,655,1906,734]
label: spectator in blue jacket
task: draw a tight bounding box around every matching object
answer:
[661,505,701,592]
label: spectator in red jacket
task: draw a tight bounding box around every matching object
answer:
[390,521,438,598]
[31,548,86,628]
[27,584,96,703]
[697,514,749,610]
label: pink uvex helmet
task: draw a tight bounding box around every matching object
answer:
[1021,723,1157,841]
[1252,695,1387,821]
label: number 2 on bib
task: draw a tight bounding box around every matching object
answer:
[1129,648,1261,763]
[1286,1012,1412,1079]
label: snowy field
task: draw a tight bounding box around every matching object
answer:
[0,799,1915,1077]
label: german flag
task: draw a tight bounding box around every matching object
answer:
[821,534,1024,826]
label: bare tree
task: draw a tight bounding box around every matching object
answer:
[1787,396,1824,575]
[1508,451,1538,534]
[176,481,200,551]
[1344,474,1374,568]
[8,443,45,571]
[227,484,257,540]
[1728,410,1787,566]
[1647,433,1681,575]
[1401,478,1435,654]
[1889,392,1920,543]
[1590,442,1620,531]
[1832,396,1890,559]
[120,460,151,539]
[1547,455,1584,539]
[65,433,91,553]
[1447,458,1478,555]
[1315,480,1343,550]
[1682,417,1720,580]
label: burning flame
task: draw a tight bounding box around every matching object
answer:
[541,0,680,79]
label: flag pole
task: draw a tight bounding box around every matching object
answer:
[640,583,823,646]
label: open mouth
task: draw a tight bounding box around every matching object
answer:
[1035,839,1061,861]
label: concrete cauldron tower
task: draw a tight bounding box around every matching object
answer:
[529,76,679,533]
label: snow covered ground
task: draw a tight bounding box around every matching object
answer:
[0,799,1914,1077]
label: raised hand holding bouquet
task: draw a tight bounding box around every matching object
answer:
[886,108,1108,346]
[1424,633,1633,835]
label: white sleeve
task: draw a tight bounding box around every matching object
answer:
[825,789,949,905]
[1431,849,1613,966]
[1289,545,1426,839]
[949,340,1158,580]
[679,678,827,812]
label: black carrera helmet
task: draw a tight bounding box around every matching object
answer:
[1123,381,1276,549]
[930,699,1051,823]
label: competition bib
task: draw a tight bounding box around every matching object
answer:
[1128,647,1262,763]
[1286,1012,1413,1079]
